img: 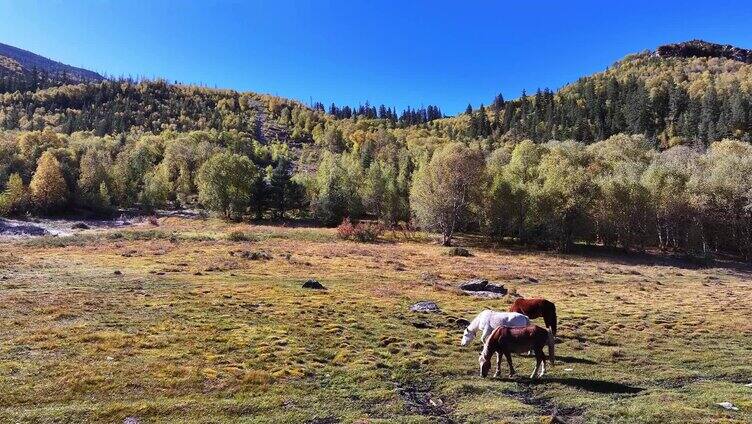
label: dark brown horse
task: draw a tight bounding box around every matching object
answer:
[509,297,557,338]
[479,325,554,379]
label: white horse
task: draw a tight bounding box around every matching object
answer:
[460,310,530,346]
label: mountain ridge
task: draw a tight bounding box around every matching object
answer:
[0,42,104,82]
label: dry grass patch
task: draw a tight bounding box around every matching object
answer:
[0,217,750,422]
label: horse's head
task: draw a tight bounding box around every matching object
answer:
[478,351,491,377]
[460,327,475,346]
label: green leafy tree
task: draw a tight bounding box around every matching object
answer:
[139,166,173,211]
[0,173,29,216]
[77,149,113,213]
[197,152,260,220]
[410,143,485,245]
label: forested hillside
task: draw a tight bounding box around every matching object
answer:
[3,40,752,260]
[437,40,752,146]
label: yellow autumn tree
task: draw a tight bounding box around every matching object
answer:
[30,151,69,213]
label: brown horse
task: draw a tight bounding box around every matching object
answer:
[479,325,554,379]
[509,297,557,338]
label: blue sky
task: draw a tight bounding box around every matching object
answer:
[2,1,752,115]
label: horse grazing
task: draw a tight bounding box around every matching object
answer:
[509,297,557,337]
[460,310,530,346]
[479,325,554,379]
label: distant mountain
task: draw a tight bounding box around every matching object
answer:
[0,42,103,82]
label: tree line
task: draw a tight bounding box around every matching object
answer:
[3,128,752,260]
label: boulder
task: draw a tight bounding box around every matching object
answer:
[459,278,490,291]
[410,301,440,313]
[302,279,326,290]
[71,222,90,230]
[459,278,507,297]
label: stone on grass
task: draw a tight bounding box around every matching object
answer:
[410,301,440,313]
[459,278,507,297]
[302,279,326,290]
[716,401,738,411]
[71,222,90,230]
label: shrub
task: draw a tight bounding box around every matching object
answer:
[445,247,471,257]
[337,218,384,242]
[352,221,384,242]
[227,230,254,242]
[336,217,356,239]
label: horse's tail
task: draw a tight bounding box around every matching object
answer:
[546,328,555,365]
[544,302,557,338]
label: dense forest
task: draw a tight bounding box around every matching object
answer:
[3,40,752,260]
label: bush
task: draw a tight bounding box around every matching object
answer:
[337,218,384,242]
[336,217,355,239]
[445,247,471,257]
[227,230,254,242]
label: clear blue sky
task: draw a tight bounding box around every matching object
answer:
[2,1,752,115]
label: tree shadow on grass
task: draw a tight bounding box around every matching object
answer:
[534,377,643,394]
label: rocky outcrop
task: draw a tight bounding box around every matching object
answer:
[656,40,752,63]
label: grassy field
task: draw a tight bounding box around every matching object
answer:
[1,217,751,423]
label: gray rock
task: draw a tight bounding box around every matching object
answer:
[302,279,326,290]
[459,278,490,291]
[716,401,738,411]
[71,222,90,230]
[410,301,440,312]
[459,278,507,297]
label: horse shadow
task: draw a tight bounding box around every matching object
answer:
[555,355,597,365]
[530,377,643,394]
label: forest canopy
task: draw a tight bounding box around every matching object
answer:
[3,40,752,260]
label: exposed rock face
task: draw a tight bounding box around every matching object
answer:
[656,40,752,63]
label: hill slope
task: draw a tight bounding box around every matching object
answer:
[435,40,752,147]
[2,40,752,148]
[0,42,104,81]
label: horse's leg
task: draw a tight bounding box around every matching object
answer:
[505,351,515,378]
[480,326,493,343]
[494,351,502,378]
[537,348,546,377]
[530,357,541,379]
[531,347,546,378]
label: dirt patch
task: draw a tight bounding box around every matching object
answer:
[507,382,585,423]
[395,384,454,422]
